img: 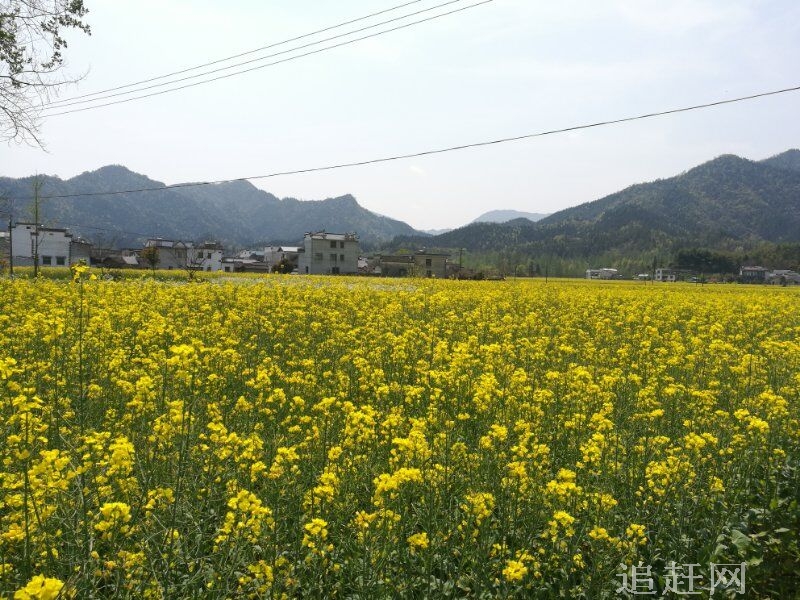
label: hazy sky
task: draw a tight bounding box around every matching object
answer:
[2,0,799,230]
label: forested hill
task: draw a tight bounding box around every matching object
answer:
[0,165,424,247]
[392,150,800,256]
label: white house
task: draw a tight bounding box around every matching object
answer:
[189,243,224,272]
[142,239,191,270]
[297,231,360,275]
[586,268,619,280]
[10,222,91,267]
[142,239,225,271]
[655,268,678,282]
[264,245,301,271]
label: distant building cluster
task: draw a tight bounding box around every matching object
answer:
[0,224,456,279]
[585,264,800,284]
[6,221,795,284]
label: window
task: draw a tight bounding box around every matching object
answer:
[42,255,52,265]
[314,252,323,261]
[425,258,432,267]
[427,270,432,277]
[56,256,66,266]
[330,241,337,248]
[339,241,344,248]
[340,254,345,262]
[330,253,337,262]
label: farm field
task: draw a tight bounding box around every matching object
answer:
[1,272,798,598]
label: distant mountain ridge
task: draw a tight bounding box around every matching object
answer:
[472,209,549,223]
[0,165,424,248]
[393,149,800,257]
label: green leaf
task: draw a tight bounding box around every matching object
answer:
[730,529,751,553]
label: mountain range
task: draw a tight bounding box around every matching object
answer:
[472,209,549,224]
[0,165,421,248]
[2,149,799,261]
[394,149,800,259]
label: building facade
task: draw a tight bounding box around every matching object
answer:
[739,266,768,283]
[142,239,225,271]
[655,268,678,282]
[379,251,450,278]
[298,232,360,275]
[9,222,92,267]
[189,243,224,272]
[264,246,301,272]
[142,239,191,270]
[586,268,619,280]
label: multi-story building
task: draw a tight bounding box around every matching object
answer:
[655,268,678,282]
[379,251,450,278]
[739,266,768,283]
[142,239,191,270]
[190,242,224,272]
[142,239,225,271]
[298,232,360,275]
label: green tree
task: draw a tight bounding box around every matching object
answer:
[141,246,159,272]
[1,0,91,143]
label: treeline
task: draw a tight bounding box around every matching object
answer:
[671,244,800,274]
[430,242,800,279]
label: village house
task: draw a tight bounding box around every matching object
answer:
[378,251,450,278]
[191,242,224,272]
[142,239,224,271]
[739,266,768,283]
[766,269,800,285]
[8,222,92,267]
[142,238,191,270]
[655,268,678,282]
[586,268,619,280]
[264,245,301,272]
[297,232,360,275]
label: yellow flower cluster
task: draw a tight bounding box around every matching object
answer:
[0,274,797,597]
[13,575,64,600]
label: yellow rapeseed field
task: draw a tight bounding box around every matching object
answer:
[1,270,798,598]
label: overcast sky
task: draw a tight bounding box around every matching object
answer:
[2,0,799,230]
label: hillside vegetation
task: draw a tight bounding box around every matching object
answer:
[392,150,800,276]
[0,166,423,247]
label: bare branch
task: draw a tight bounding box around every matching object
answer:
[0,0,90,145]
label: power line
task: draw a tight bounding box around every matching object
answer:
[44,1,492,117]
[14,83,800,202]
[44,0,473,111]
[43,0,431,107]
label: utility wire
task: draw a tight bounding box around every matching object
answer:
[44,0,493,117]
[44,0,473,111]
[15,84,800,202]
[43,0,430,107]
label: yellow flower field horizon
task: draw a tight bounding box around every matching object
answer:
[1,274,798,597]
